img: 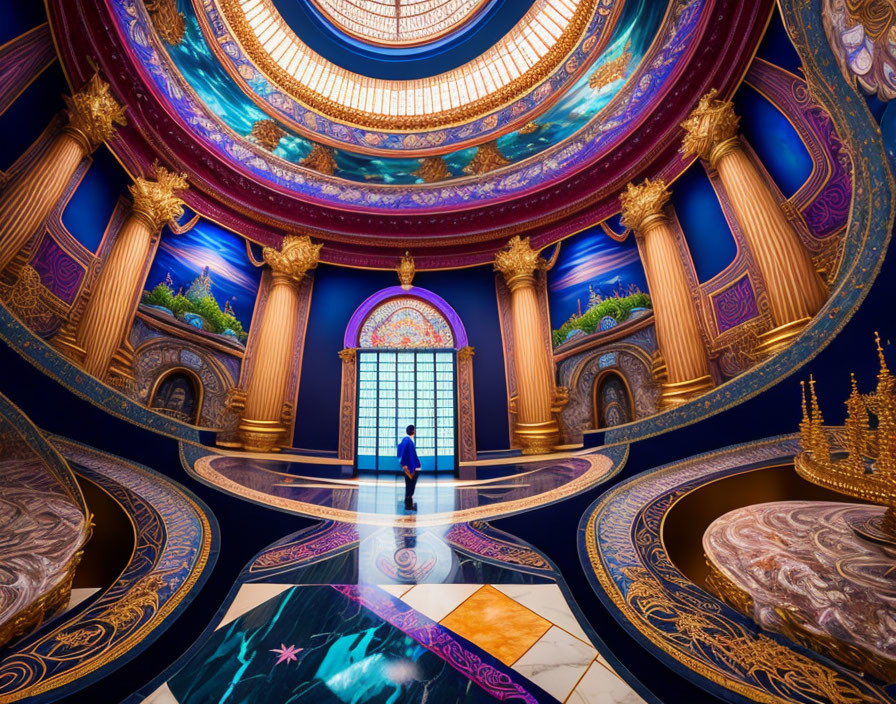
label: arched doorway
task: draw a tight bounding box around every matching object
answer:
[343,287,470,473]
[149,370,201,424]
[593,371,633,429]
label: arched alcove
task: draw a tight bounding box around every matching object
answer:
[593,371,634,429]
[339,286,474,471]
[149,369,202,425]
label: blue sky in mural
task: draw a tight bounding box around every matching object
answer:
[145,217,261,330]
[548,222,647,329]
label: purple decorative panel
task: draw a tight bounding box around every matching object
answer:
[712,276,758,334]
[746,60,853,239]
[30,235,86,305]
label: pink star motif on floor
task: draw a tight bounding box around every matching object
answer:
[270,643,303,665]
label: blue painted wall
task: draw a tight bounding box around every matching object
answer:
[736,84,814,199]
[0,4,47,45]
[0,62,68,171]
[672,163,738,283]
[293,264,510,453]
[61,147,130,253]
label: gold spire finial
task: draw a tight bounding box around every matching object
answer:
[397,251,415,290]
[128,162,188,232]
[263,235,322,284]
[619,178,671,233]
[680,88,741,166]
[875,331,890,375]
[63,74,127,152]
[794,335,896,537]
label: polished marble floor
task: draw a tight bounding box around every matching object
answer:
[186,445,626,526]
[137,517,644,703]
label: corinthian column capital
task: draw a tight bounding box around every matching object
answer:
[619,178,672,233]
[128,163,189,232]
[263,234,322,284]
[63,74,127,153]
[494,236,544,291]
[680,89,741,166]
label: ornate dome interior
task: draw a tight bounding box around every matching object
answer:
[0,0,894,702]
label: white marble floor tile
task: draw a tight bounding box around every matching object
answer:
[378,584,414,599]
[493,583,592,645]
[142,682,180,704]
[399,583,482,623]
[567,659,646,704]
[65,587,100,613]
[512,625,596,701]
[216,584,295,630]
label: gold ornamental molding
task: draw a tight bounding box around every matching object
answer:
[207,0,604,130]
[263,234,322,284]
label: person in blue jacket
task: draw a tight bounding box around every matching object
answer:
[398,424,421,511]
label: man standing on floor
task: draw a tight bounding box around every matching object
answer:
[398,424,421,511]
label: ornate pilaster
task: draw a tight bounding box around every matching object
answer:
[681,90,827,355]
[0,75,125,273]
[337,347,357,461]
[456,345,477,462]
[620,179,713,407]
[239,235,321,452]
[56,164,187,382]
[494,236,562,454]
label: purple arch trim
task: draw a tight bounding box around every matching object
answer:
[344,285,469,349]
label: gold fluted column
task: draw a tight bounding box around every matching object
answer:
[495,236,561,454]
[620,179,714,407]
[681,90,827,355]
[57,165,188,380]
[0,75,126,273]
[238,235,322,452]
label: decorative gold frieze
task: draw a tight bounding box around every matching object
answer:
[619,178,671,233]
[494,235,545,289]
[263,234,322,284]
[299,143,336,175]
[680,89,741,166]
[463,140,510,176]
[250,119,285,151]
[146,0,186,45]
[589,46,631,91]
[412,156,451,183]
[397,251,415,290]
[128,163,189,232]
[63,74,127,153]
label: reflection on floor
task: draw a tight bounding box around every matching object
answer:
[185,444,627,526]
[138,519,644,703]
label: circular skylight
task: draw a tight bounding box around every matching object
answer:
[310,0,491,46]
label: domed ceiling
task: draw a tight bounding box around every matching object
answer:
[48,0,774,266]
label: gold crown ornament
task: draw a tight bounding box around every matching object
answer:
[795,333,896,542]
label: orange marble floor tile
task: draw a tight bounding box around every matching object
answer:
[439,585,551,665]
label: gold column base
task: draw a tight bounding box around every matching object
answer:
[237,418,286,453]
[659,374,715,409]
[754,317,811,358]
[651,352,668,384]
[514,420,561,455]
[107,342,136,387]
[51,331,86,364]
